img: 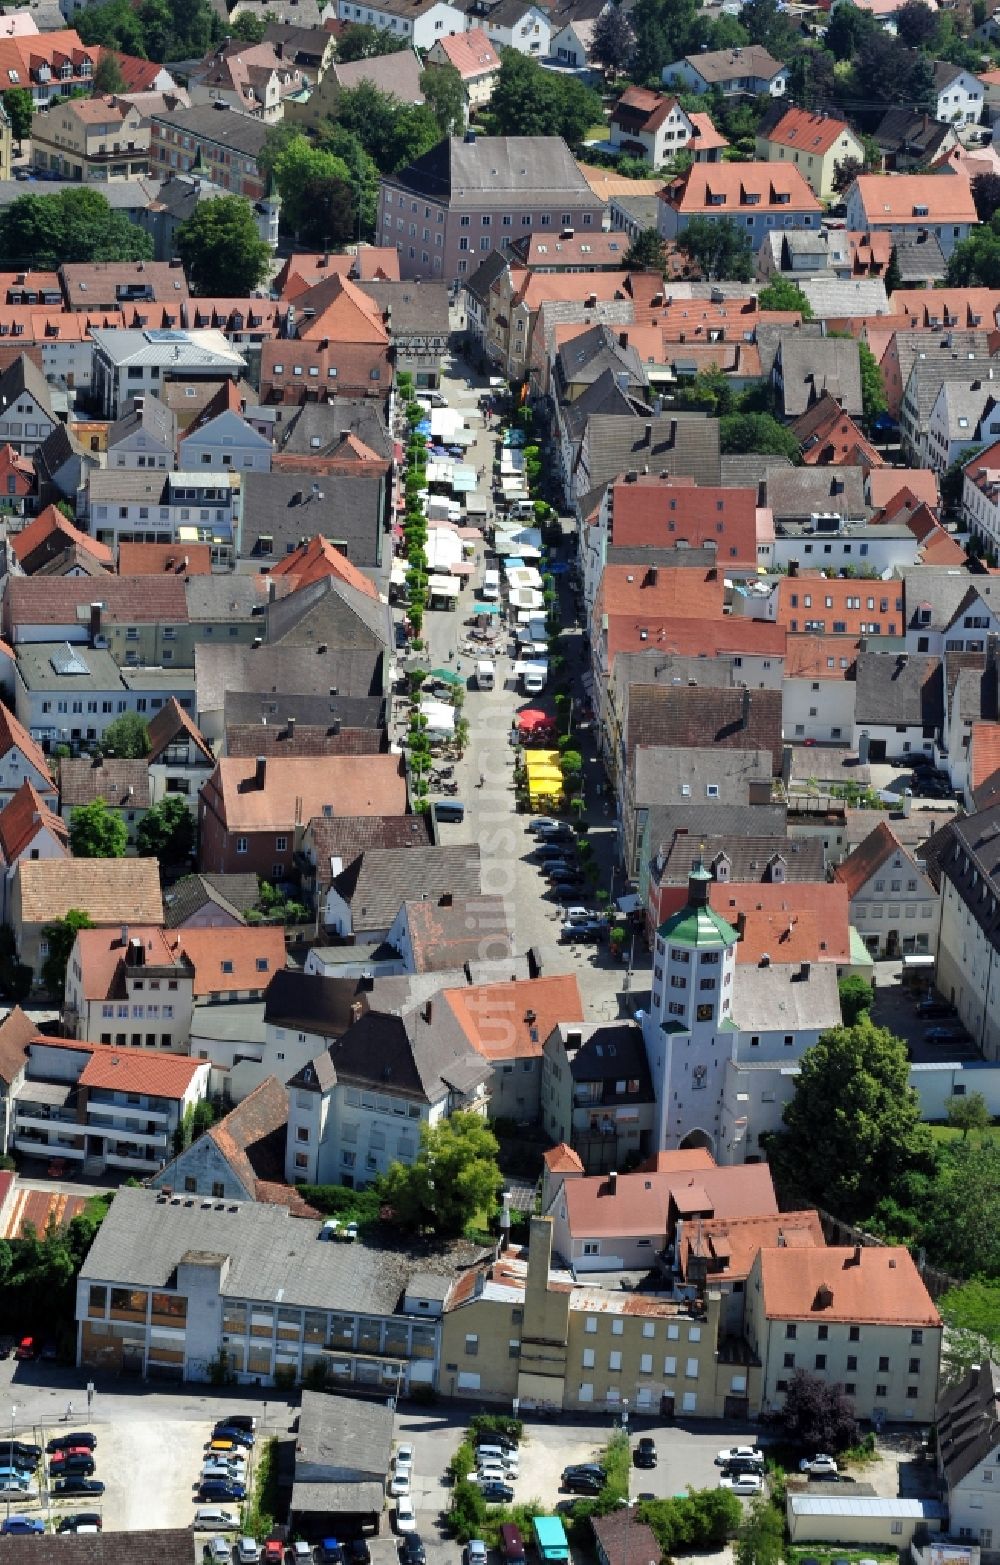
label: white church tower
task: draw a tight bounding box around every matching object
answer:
[641,862,740,1158]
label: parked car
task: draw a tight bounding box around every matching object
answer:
[212,1428,255,1450]
[199,1480,247,1503]
[389,1470,411,1498]
[292,1547,313,1563]
[236,1540,261,1565]
[720,1473,763,1496]
[48,1433,97,1453]
[533,843,574,861]
[1,1516,44,1535]
[57,1514,103,1534]
[916,997,955,1019]
[50,1454,95,1477]
[561,1464,606,1494]
[560,919,604,943]
[400,1535,426,1565]
[214,1416,256,1435]
[52,1477,105,1496]
[0,1443,40,1466]
[348,1539,371,1565]
[634,1438,657,1469]
[13,1337,37,1360]
[0,1479,36,1497]
[925,1025,968,1044]
[480,1480,515,1504]
[318,1543,344,1565]
[395,1498,416,1533]
[526,818,561,835]
[467,1543,488,1565]
[194,1510,239,1532]
[715,1447,762,1467]
[262,1543,284,1565]
[799,1455,838,1476]
[205,1541,234,1565]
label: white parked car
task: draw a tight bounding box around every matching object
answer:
[389,1470,411,1498]
[395,1444,414,1474]
[205,1541,233,1565]
[715,1447,762,1467]
[720,1473,763,1496]
[395,1498,417,1533]
[799,1455,839,1476]
[235,1542,261,1565]
[194,1511,239,1533]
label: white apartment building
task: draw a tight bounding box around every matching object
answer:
[834,821,939,960]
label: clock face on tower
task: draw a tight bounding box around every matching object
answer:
[692,1063,707,1089]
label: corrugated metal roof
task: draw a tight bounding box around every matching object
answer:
[789,1497,946,1517]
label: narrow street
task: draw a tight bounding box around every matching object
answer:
[394,331,651,1019]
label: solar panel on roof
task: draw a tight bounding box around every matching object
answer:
[145,328,188,342]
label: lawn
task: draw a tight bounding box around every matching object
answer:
[929,1125,1000,1147]
[788,1551,895,1565]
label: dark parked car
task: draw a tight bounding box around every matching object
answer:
[52,1477,105,1497]
[400,1536,426,1565]
[925,1025,968,1044]
[561,1464,606,1494]
[318,1543,344,1564]
[214,1416,256,1435]
[634,1438,657,1469]
[480,1481,515,1504]
[533,843,574,861]
[57,1514,103,1534]
[560,920,603,943]
[348,1541,371,1565]
[50,1454,95,1477]
[48,1433,97,1454]
[0,1443,40,1467]
[212,1427,255,1450]
[199,1480,247,1503]
[916,998,955,1019]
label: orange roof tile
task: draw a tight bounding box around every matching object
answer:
[173,925,287,997]
[431,27,500,78]
[563,1161,778,1239]
[777,575,904,637]
[73,925,188,1002]
[866,467,939,511]
[544,1142,584,1174]
[11,505,114,571]
[679,1208,824,1283]
[443,973,584,1062]
[784,636,859,679]
[595,564,724,629]
[608,476,760,566]
[0,779,67,864]
[76,1040,206,1099]
[662,162,821,215]
[710,882,852,964]
[294,273,389,344]
[759,1244,941,1327]
[146,697,214,766]
[853,174,977,226]
[970,720,1000,793]
[269,534,379,600]
[117,541,213,576]
[834,820,908,901]
[603,614,785,667]
[204,755,407,833]
[762,106,855,156]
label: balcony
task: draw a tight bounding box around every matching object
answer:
[14,1107,79,1132]
[86,1119,167,1148]
[87,1101,169,1126]
[104,1146,162,1171]
[13,1132,84,1158]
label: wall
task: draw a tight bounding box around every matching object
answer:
[783,676,857,744]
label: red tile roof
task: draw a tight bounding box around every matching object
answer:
[853,174,977,226]
[784,636,859,679]
[604,613,785,667]
[0,703,55,792]
[11,504,114,572]
[204,755,407,833]
[275,248,400,300]
[762,106,855,156]
[608,477,760,566]
[563,1160,778,1238]
[269,534,379,600]
[834,819,908,900]
[96,47,165,92]
[661,162,821,215]
[146,696,214,766]
[969,721,1000,793]
[77,1041,206,1099]
[173,925,286,997]
[866,466,939,511]
[777,575,904,637]
[544,1142,584,1174]
[759,1243,941,1326]
[73,925,188,1001]
[0,778,67,864]
[678,1208,824,1283]
[595,564,725,628]
[710,882,852,964]
[117,542,213,576]
[0,1004,35,1086]
[443,973,584,1062]
[431,27,500,79]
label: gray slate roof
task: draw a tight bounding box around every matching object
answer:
[80,1185,422,1313]
[360,280,451,342]
[276,398,393,461]
[633,744,774,807]
[149,102,272,157]
[388,135,603,212]
[162,872,260,926]
[776,334,863,418]
[195,643,384,719]
[240,471,384,567]
[297,1389,393,1482]
[108,393,177,452]
[224,689,386,730]
[0,1533,196,1565]
[653,832,825,885]
[332,845,482,934]
[937,1361,1000,1489]
[764,465,867,524]
[853,651,944,728]
[731,961,841,1032]
[582,408,722,492]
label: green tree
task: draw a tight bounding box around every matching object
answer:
[231,9,268,41]
[786,44,836,108]
[972,172,1000,224]
[0,188,153,268]
[420,64,465,136]
[334,80,440,173]
[922,1139,1000,1277]
[335,21,408,59]
[826,1,877,59]
[93,50,126,94]
[780,1368,859,1451]
[757,277,814,317]
[315,122,380,240]
[3,87,32,144]
[946,1090,993,1139]
[177,195,270,296]
[720,412,801,461]
[884,245,903,294]
[633,0,705,82]
[938,1280,1000,1380]
[838,974,874,1025]
[40,909,94,997]
[675,215,753,281]
[69,798,128,859]
[740,0,795,53]
[267,130,355,235]
[591,5,635,73]
[858,338,887,420]
[135,795,195,865]
[624,227,667,272]
[100,712,150,758]
[489,50,602,145]
[768,1018,933,1222]
[377,1111,503,1236]
[674,364,733,415]
[908,50,937,113]
[735,1497,785,1565]
[76,0,148,55]
[895,0,939,44]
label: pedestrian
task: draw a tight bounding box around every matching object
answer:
[64,1402,73,1421]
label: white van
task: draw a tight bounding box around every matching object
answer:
[476,660,495,691]
[522,667,546,695]
[510,499,536,520]
[481,568,500,601]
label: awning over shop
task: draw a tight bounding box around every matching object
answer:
[427,573,461,598]
[471,600,503,615]
[525,747,564,804]
[452,465,477,493]
[419,699,456,733]
[390,560,408,586]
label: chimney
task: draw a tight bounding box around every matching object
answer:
[787,559,799,578]
[849,1243,862,1266]
[89,602,102,642]
[525,1214,554,1301]
[608,1170,618,1195]
[127,937,144,967]
[120,923,129,948]
[439,891,453,907]
[255,755,266,789]
[742,687,751,725]
[423,999,433,1024]
[268,578,277,603]
[286,716,296,738]
[644,421,653,447]
[799,961,811,981]
[645,566,658,587]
